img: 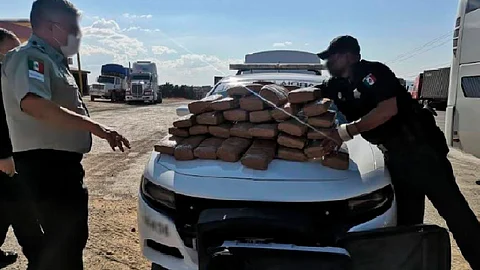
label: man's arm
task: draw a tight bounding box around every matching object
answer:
[21,94,107,138]
[346,97,398,136]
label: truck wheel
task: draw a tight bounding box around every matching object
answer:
[158,98,163,104]
[90,96,95,101]
[151,264,168,270]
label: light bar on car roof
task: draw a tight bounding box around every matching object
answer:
[229,63,326,71]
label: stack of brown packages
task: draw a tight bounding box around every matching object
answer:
[155,83,350,171]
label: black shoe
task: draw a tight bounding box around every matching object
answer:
[0,250,18,268]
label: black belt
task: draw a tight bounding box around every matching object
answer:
[14,149,83,163]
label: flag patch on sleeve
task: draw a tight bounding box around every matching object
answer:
[362,73,376,87]
[28,59,45,82]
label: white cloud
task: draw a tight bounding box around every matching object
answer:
[82,19,147,57]
[273,41,293,47]
[151,46,177,55]
[305,43,310,46]
[80,18,240,85]
[123,13,153,19]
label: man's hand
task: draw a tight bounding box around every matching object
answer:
[0,157,16,177]
[93,124,131,152]
[320,129,344,155]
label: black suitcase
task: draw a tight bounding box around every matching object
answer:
[337,224,451,270]
[197,208,352,270]
[206,243,352,270]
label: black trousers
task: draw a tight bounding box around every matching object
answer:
[14,150,89,270]
[384,142,480,270]
[0,172,43,269]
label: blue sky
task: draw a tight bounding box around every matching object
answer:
[0,0,458,85]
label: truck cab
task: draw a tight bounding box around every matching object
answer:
[126,61,162,104]
[90,64,128,102]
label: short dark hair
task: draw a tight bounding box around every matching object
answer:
[30,0,80,30]
[0,28,18,44]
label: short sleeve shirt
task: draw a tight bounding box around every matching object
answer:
[321,60,414,144]
[1,35,92,154]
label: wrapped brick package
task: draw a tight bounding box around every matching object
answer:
[285,85,301,92]
[193,137,225,160]
[174,135,207,161]
[249,110,273,123]
[227,83,263,97]
[307,110,337,128]
[322,149,350,170]
[210,97,239,111]
[154,135,184,155]
[277,147,308,162]
[307,128,334,140]
[240,95,265,111]
[249,123,279,139]
[277,133,307,150]
[288,86,322,104]
[271,102,300,122]
[196,111,225,126]
[278,119,308,137]
[303,99,332,117]
[241,139,277,170]
[216,137,252,162]
[188,94,223,114]
[173,114,196,128]
[169,127,189,138]
[223,109,249,122]
[304,140,326,159]
[189,125,209,136]
[259,84,289,107]
[230,122,255,139]
[209,123,232,138]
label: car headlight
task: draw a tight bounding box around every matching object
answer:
[347,185,394,214]
[141,176,176,209]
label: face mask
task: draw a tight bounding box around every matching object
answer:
[53,24,82,57]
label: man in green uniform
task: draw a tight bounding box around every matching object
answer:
[1,0,130,269]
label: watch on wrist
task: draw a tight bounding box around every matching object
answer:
[338,124,354,142]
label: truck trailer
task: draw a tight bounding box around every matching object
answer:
[410,67,450,111]
[90,64,129,102]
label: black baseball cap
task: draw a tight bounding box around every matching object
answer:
[317,35,361,60]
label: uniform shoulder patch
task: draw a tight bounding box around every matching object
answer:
[362,73,376,87]
[28,58,45,82]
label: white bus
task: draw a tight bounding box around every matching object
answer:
[445,0,480,158]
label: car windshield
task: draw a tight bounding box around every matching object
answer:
[210,79,347,124]
[98,76,114,84]
[132,74,151,80]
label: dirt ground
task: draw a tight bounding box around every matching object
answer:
[2,99,480,270]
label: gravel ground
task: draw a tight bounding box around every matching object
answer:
[2,100,479,270]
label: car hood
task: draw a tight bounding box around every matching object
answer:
[156,136,383,181]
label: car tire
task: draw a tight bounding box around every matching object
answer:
[158,98,163,104]
[151,263,169,270]
[90,96,95,101]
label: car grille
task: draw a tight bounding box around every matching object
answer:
[142,185,394,249]
[132,84,143,97]
[92,84,104,90]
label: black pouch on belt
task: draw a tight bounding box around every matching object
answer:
[407,106,449,156]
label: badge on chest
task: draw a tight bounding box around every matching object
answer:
[362,73,376,87]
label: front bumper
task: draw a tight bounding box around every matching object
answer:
[137,190,396,270]
[126,95,154,102]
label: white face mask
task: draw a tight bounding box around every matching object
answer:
[60,34,81,57]
[53,24,82,57]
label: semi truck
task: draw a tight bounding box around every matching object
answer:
[126,61,162,104]
[409,67,450,111]
[90,64,129,102]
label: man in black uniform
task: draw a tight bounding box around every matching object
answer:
[0,27,19,268]
[0,28,43,269]
[317,35,480,269]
